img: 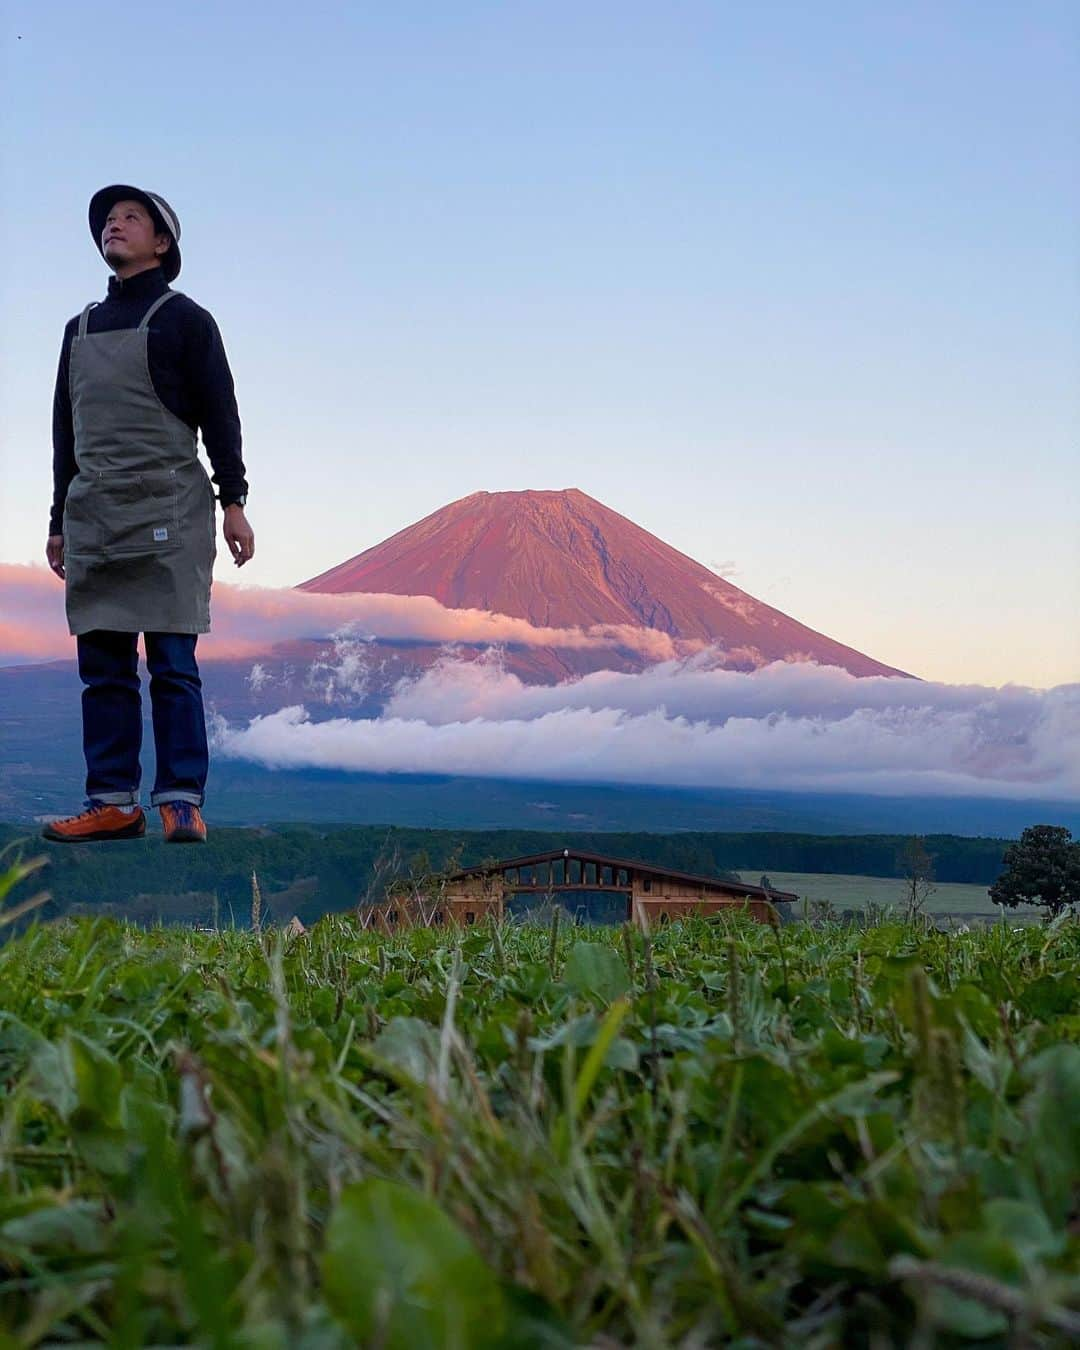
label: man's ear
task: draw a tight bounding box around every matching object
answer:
[155,234,171,258]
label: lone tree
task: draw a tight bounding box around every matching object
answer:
[989,824,1080,916]
[897,836,936,921]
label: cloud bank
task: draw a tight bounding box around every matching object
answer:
[8,563,1074,801]
[0,563,682,664]
[212,650,1080,801]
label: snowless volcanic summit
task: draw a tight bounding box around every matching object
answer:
[297,488,911,678]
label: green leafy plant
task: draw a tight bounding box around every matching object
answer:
[0,911,1079,1343]
[0,842,50,929]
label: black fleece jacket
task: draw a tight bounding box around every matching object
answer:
[50,264,248,535]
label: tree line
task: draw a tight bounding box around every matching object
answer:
[0,821,1040,928]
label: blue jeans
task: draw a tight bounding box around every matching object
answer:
[76,630,208,808]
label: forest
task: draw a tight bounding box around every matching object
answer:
[0,822,1012,927]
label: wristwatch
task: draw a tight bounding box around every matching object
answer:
[224,493,247,508]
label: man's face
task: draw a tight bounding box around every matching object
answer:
[102,199,170,271]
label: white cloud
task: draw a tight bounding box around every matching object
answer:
[382,646,992,725]
[213,652,1080,800]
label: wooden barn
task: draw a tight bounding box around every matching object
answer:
[373,847,796,929]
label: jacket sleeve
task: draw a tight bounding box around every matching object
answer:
[188,308,248,507]
[49,322,77,536]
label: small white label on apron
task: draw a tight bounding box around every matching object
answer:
[153,527,169,541]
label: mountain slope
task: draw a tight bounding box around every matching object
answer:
[297,488,912,678]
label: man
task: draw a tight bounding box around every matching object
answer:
[42,184,254,845]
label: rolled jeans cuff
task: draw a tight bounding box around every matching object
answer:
[87,790,140,807]
[150,790,204,807]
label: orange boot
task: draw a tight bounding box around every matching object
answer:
[160,802,207,843]
[42,803,146,842]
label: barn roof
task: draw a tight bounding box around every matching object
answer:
[443,848,798,903]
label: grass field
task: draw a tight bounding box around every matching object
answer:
[740,870,1043,919]
[2,856,1079,1344]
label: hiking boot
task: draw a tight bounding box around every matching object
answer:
[160,802,207,843]
[42,802,146,843]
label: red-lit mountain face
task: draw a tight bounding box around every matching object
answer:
[297,488,912,678]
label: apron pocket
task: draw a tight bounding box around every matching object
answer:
[61,474,101,557]
[96,470,181,558]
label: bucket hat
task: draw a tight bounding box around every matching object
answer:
[88,184,182,282]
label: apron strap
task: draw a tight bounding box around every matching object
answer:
[137,290,181,330]
[77,302,98,338]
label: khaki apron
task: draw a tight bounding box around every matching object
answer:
[63,289,216,635]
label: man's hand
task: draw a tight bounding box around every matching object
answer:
[223,504,254,567]
[46,534,65,579]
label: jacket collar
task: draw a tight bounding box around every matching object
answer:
[106,264,168,300]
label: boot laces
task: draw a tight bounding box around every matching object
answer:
[59,803,112,825]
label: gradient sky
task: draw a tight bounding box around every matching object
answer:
[1,1,1076,689]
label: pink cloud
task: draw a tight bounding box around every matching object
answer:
[0,563,683,665]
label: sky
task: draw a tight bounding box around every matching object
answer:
[1,1,1077,689]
